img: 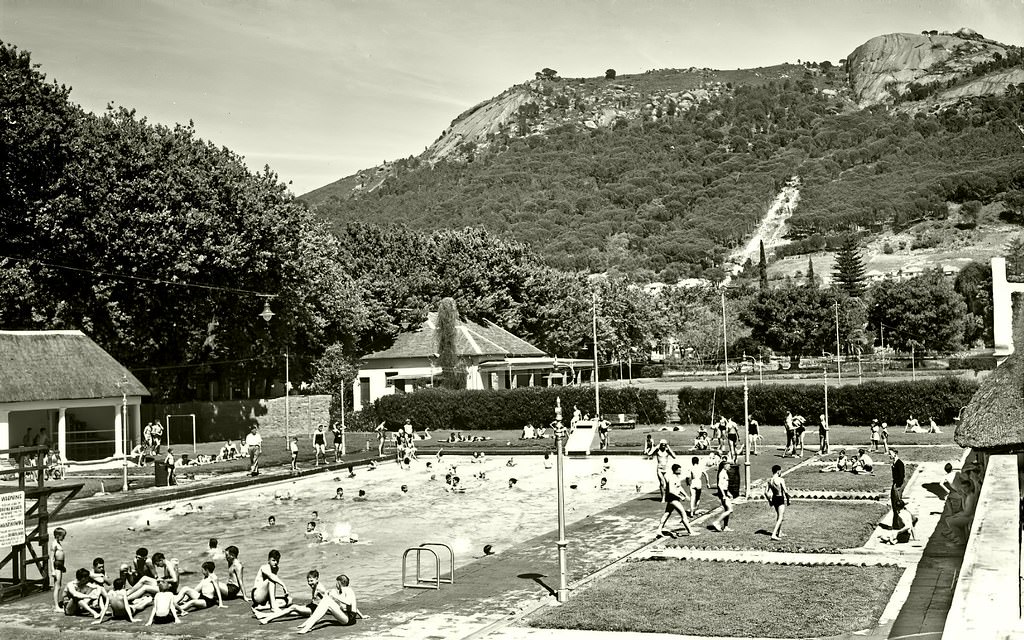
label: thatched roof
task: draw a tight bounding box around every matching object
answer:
[363,313,545,361]
[0,330,148,404]
[956,294,1024,451]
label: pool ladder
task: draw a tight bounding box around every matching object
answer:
[402,542,454,590]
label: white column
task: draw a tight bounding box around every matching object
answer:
[0,410,9,459]
[113,404,124,458]
[57,408,67,460]
[130,403,141,450]
[992,257,1013,358]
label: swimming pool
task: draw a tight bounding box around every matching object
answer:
[54,454,655,601]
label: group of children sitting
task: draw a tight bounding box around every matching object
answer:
[820,448,876,474]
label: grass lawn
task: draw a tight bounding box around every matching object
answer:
[783,462,916,493]
[896,445,966,464]
[664,500,887,552]
[529,560,903,637]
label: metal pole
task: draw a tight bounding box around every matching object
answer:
[121,387,128,493]
[835,301,842,383]
[912,344,916,381]
[823,364,829,431]
[743,377,750,495]
[340,383,347,456]
[592,293,600,416]
[722,291,729,386]
[554,397,569,603]
[285,347,290,449]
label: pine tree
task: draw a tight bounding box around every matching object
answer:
[806,256,817,287]
[758,240,768,289]
[833,235,867,297]
[436,297,466,390]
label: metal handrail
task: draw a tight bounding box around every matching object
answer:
[401,547,440,590]
[419,542,454,584]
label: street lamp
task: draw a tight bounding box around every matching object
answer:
[553,397,569,603]
[743,354,762,385]
[115,375,129,493]
[592,292,601,415]
[258,297,289,449]
[742,375,751,495]
[822,352,832,433]
[721,290,729,386]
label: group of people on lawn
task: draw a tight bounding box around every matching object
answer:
[51,529,361,632]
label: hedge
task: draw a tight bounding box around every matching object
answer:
[368,386,666,431]
[677,377,978,426]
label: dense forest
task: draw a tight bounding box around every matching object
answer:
[315,80,1024,282]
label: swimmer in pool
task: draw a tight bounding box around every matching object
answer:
[267,515,276,527]
[508,478,518,489]
[333,488,344,500]
[400,484,409,494]
[353,490,368,502]
[600,477,608,490]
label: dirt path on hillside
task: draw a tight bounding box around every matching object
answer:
[724,175,800,284]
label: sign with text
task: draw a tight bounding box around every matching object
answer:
[0,491,26,547]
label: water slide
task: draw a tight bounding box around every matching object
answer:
[564,421,598,456]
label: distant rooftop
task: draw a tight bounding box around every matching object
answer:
[362,314,545,361]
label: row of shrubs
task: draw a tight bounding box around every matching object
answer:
[365,386,666,432]
[677,377,978,426]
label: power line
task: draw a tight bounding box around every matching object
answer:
[0,254,275,298]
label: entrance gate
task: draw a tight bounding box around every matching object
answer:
[0,446,82,601]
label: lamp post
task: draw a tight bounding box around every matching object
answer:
[742,376,750,495]
[115,375,129,493]
[834,300,842,383]
[743,354,762,385]
[592,292,601,416]
[553,397,569,603]
[258,297,289,449]
[822,352,831,431]
[340,382,347,456]
[721,290,729,386]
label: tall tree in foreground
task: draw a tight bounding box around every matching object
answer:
[833,235,867,297]
[758,240,768,290]
[868,270,966,353]
[436,297,466,390]
[806,256,817,288]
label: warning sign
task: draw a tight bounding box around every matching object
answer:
[0,491,26,547]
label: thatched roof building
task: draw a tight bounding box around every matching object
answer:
[956,295,1024,452]
[0,330,148,461]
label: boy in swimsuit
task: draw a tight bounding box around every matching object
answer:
[51,527,67,612]
[657,464,698,537]
[296,574,363,633]
[290,437,300,473]
[125,552,177,601]
[217,545,245,601]
[90,557,109,589]
[92,577,152,624]
[764,464,791,541]
[709,460,734,532]
[176,561,227,614]
[688,457,708,517]
[255,569,326,625]
[145,580,179,625]
[65,567,105,618]
[251,549,290,611]
[648,439,677,502]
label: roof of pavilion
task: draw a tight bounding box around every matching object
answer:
[956,293,1024,451]
[362,313,545,361]
[0,330,149,404]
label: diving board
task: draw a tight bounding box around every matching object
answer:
[564,421,598,456]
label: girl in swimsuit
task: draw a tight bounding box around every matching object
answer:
[764,465,791,541]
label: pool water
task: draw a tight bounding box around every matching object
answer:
[54,454,655,601]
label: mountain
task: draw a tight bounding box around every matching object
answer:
[304,30,1024,282]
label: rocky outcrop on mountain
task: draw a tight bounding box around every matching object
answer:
[846,30,1019,106]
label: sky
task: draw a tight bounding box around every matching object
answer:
[3,0,1023,195]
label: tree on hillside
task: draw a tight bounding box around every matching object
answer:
[832,235,867,297]
[868,270,967,353]
[806,256,817,287]
[436,297,466,390]
[605,69,616,80]
[758,240,768,289]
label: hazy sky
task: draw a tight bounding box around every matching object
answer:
[3,0,1022,195]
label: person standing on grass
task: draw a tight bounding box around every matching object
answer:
[245,426,263,477]
[725,418,739,459]
[709,460,734,532]
[889,448,906,518]
[870,419,880,452]
[657,464,698,537]
[880,422,890,454]
[783,411,795,456]
[764,465,791,541]
[818,413,829,454]
[747,415,760,455]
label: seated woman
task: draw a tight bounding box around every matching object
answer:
[521,424,536,440]
[881,499,917,544]
[693,432,710,450]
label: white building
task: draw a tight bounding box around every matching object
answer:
[352,313,592,411]
[0,330,148,461]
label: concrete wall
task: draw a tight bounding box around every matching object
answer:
[942,453,1021,638]
[145,395,332,444]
